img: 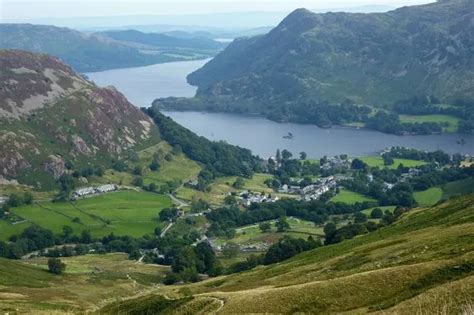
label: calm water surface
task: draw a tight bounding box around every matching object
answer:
[85,59,210,107]
[86,60,474,158]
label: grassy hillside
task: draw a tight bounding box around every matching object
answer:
[99,193,474,314]
[0,253,169,313]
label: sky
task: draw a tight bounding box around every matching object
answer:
[1,0,434,20]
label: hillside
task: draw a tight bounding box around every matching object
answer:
[156,0,474,132]
[0,24,217,72]
[99,193,474,314]
[0,49,161,188]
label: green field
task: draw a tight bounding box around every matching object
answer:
[414,187,443,207]
[1,191,172,240]
[360,156,427,169]
[399,114,460,132]
[330,189,376,204]
[213,217,324,247]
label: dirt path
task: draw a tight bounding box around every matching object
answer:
[160,221,174,238]
[167,193,189,208]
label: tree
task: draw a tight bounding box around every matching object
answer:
[112,160,128,172]
[149,160,160,171]
[132,166,142,176]
[62,226,73,238]
[300,151,307,160]
[370,208,384,219]
[275,216,290,232]
[132,177,144,187]
[281,149,293,161]
[351,158,367,170]
[7,193,24,207]
[259,222,272,232]
[383,154,394,166]
[159,208,179,222]
[48,258,66,275]
[148,182,157,192]
[23,192,34,205]
[80,230,92,243]
[232,177,245,189]
[354,212,368,223]
[224,195,237,205]
[222,242,240,259]
[275,149,281,163]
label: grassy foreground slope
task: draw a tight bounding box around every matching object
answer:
[100,194,474,314]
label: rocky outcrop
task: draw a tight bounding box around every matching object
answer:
[0,50,161,188]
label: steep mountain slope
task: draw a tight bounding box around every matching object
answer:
[0,50,160,188]
[0,24,199,72]
[99,194,474,314]
[158,0,474,123]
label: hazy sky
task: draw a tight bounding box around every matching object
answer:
[1,0,434,20]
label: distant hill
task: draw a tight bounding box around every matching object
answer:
[0,24,220,72]
[0,50,161,188]
[99,193,474,313]
[156,0,474,132]
[96,30,224,51]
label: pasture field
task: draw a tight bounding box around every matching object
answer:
[413,187,443,207]
[360,156,427,169]
[213,217,324,247]
[2,191,172,239]
[399,114,460,132]
[330,189,376,204]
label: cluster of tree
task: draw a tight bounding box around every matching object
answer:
[0,192,33,217]
[48,258,66,275]
[393,96,474,134]
[267,149,320,185]
[385,147,451,165]
[408,164,474,191]
[0,225,56,259]
[206,199,379,239]
[365,112,443,135]
[146,109,261,188]
[324,206,408,244]
[163,242,222,284]
[227,235,321,273]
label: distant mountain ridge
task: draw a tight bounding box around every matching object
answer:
[0,50,160,188]
[0,24,222,72]
[96,30,224,50]
[156,0,474,131]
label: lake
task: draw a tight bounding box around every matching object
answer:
[86,60,474,158]
[85,58,211,107]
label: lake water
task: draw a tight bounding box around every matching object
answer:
[86,60,474,158]
[85,58,211,107]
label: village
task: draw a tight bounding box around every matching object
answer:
[71,184,117,200]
